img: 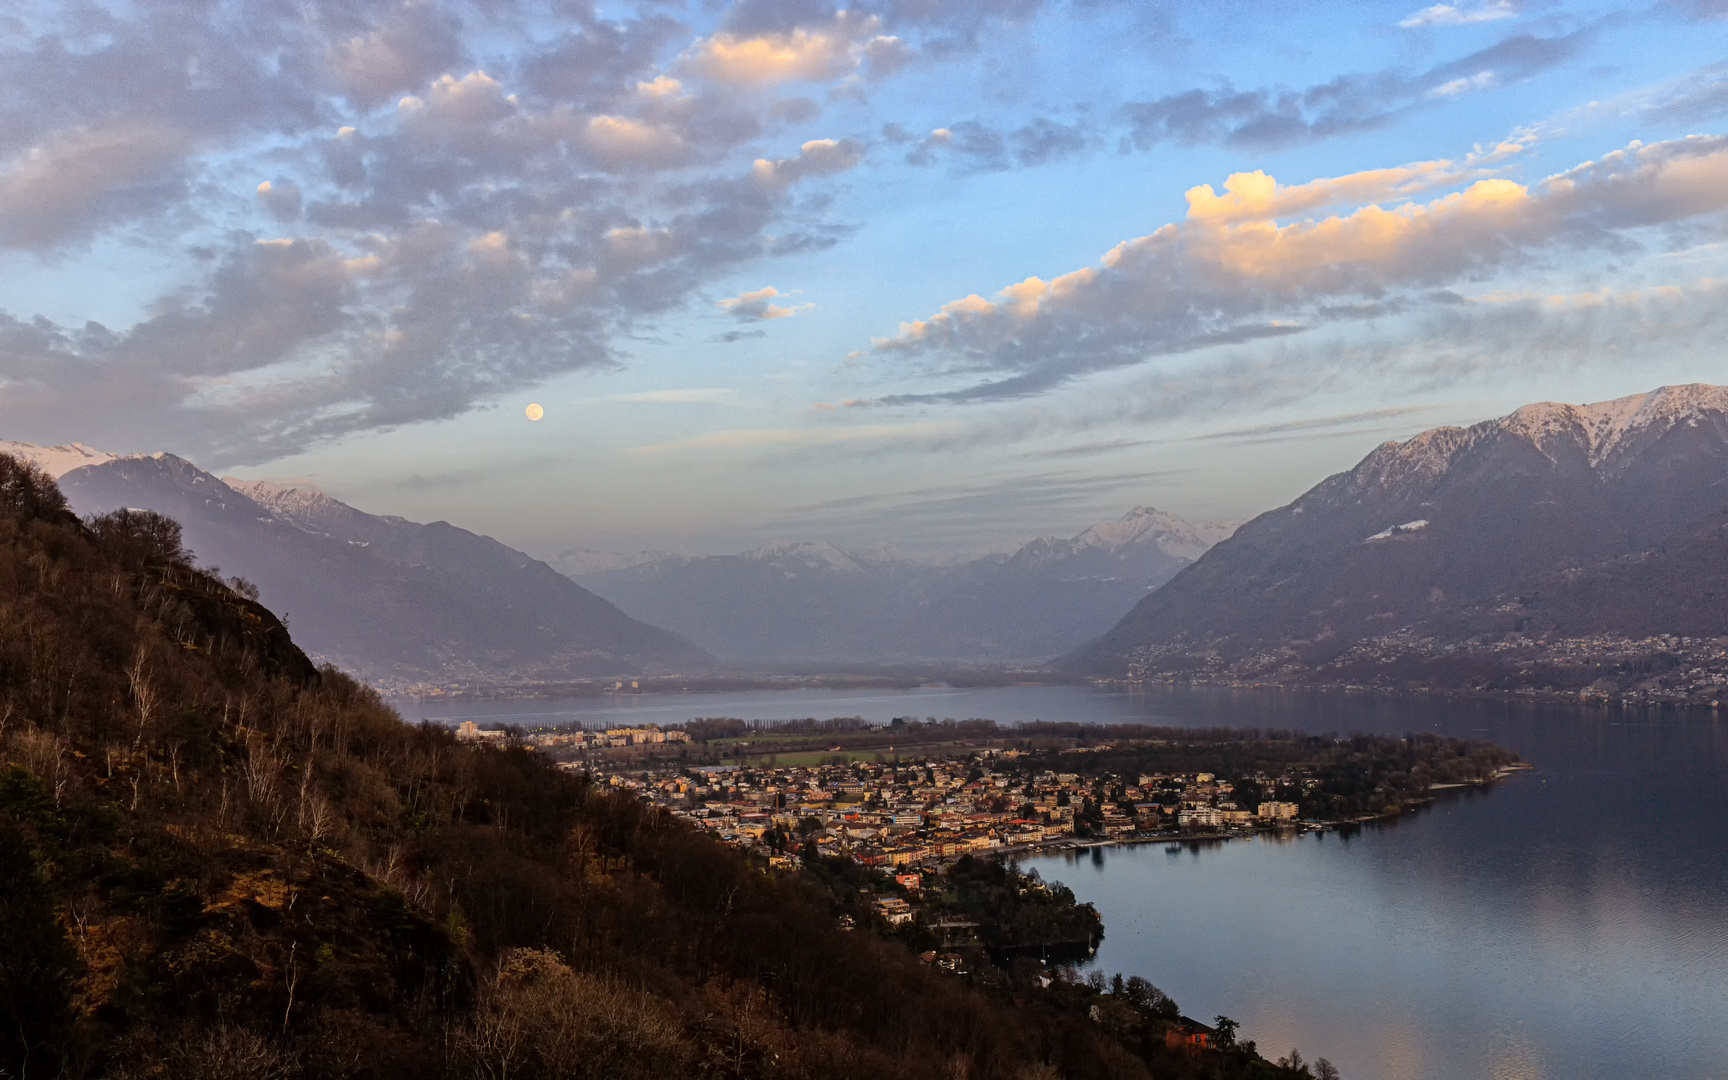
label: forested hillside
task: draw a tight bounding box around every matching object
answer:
[0,454,1314,1080]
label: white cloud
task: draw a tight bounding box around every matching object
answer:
[682,13,897,86]
[718,285,811,321]
[870,135,1728,402]
[751,138,865,187]
[1400,1,1517,29]
[1428,71,1499,97]
[583,114,692,170]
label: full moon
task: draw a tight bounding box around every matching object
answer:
[525,403,544,421]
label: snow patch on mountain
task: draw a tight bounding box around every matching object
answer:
[1366,519,1429,542]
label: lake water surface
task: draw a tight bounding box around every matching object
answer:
[398,686,1728,1080]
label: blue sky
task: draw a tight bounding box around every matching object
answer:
[1,0,1726,557]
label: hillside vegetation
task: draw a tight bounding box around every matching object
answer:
[0,455,1316,1080]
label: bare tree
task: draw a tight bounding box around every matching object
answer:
[128,645,158,750]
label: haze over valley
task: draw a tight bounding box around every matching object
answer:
[10,380,1728,704]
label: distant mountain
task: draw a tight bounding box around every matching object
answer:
[0,444,709,686]
[0,440,115,475]
[572,507,1233,664]
[1062,383,1728,676]
[548,546,679,577]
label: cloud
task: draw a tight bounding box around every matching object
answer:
[629,421,954,454]
[0,124,195,249]
[256,179,304,221]
[1399,2,1518,29]
[587,388,745,405]
[325,2,468,108]
[1019,438,1162,460]
[1192,406,1438,440]
[0,2,886,465]
[868,135,1728,403]
[902,116,1092,172]
[1428,71,1497,98]
[1636,62,1728,125]
[683,12,900,85]
[751,137,865,186]
[799,270,1728,498]
[583,114,694,171]
[1120,27,1588,152]
[718,285,811,320]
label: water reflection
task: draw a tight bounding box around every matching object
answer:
[1024,696,1728,1080]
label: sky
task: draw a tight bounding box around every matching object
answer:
[1,0,1726,559]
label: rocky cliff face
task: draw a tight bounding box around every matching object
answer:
[1063,384,1728,675]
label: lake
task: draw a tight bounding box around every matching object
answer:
[397,685,1728,1080]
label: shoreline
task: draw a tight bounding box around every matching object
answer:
[391,676,1726,718]
[1094,675,1726,713]
[991,767,1534,864]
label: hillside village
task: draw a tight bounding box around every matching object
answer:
[1125,632,1728,706]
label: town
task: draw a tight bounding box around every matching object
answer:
[460,718,1517,872]
[1122,632,1728,707]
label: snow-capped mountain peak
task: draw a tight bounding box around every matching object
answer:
[219,477,381,538]
[744,539,866,573]
[1341,383,1728,500]
[0,440,118,478]
[1500,383,1728,469]
[551,547,681,576]
[224,478,341,517]
[1070,506,1214,561]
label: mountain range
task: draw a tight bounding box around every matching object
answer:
[1063,383,1728,679]
[0,438,1234,679]
[14,380,1719,689]
[0,445,709,686]
[569,507,1234,664]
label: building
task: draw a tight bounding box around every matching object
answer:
[873,897,915,926]
[1258,801,1300,821]
[1178,807,1223,827]
[1165,1016,1217,1051]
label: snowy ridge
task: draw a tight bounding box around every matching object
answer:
[1013,507,1228,568]
[744,540,869,573]
[219,477,390,538]
[1501,383,1728,468]
[223,478,342,519]
[1070,506,1215,561]
[1347,383,1728,491]
[551,547,680,576]
[0,440,118,478]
